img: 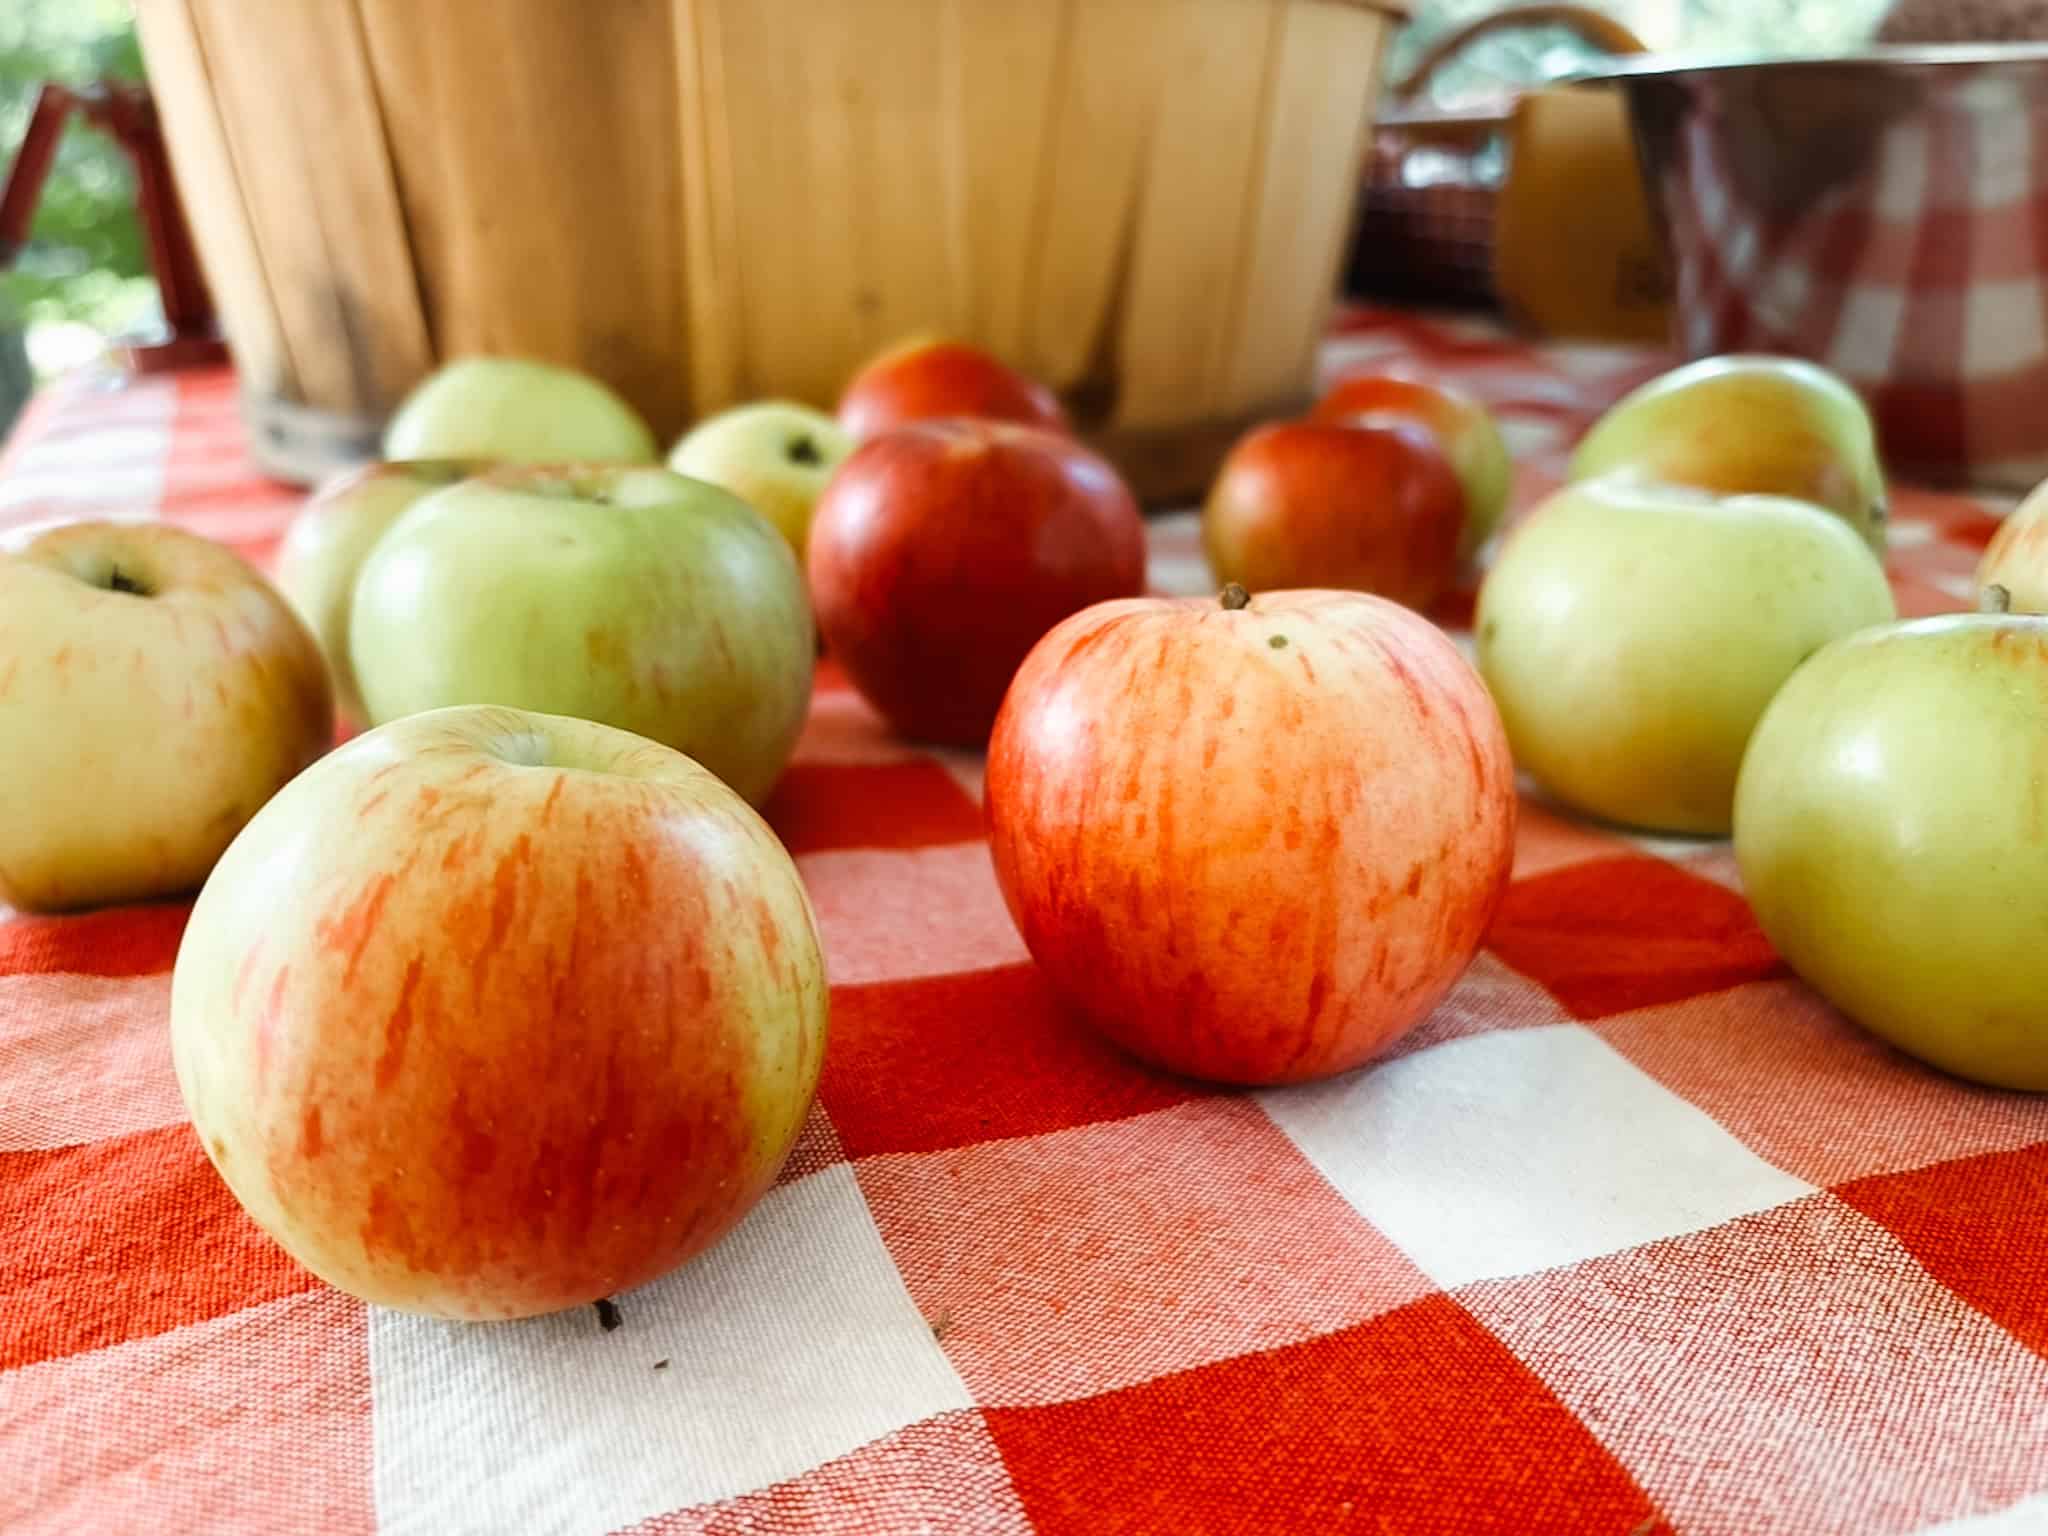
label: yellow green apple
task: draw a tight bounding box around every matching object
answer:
[1570,355,1888,553]
[1735,592,2048,1089]
[1476,478,1896,835]
[276,460,479,724]
[668,401,852,559]
[170,704,828,1318]
[384,357,657,464]
[0,520,332,912]
[349,465,812,804]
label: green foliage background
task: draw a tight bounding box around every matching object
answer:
[0,0,151,431]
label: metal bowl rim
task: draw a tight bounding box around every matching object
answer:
[1569,42,2048,85]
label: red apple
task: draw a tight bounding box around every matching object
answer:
[807,419,1146,745]
[1312,374,1512,560]
[838,338,1070,439]
[987,585,1516,1085]
[170,704,829,1320]
[1202,420,1466,611]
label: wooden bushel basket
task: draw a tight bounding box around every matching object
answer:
[135,0,1409,501]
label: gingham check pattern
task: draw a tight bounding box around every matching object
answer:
[4,310,2045,1536]
[1664,74,2048,493]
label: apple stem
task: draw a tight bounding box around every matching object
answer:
[1981,583,2013,615]
[107,565,149,597]
[1220,583,1251,611]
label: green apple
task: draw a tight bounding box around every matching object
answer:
[1975,476,2048,612]
[1571,355,1888,553]
[668,401,852,559]
[1735,591,2048,1089]
[350,465,813,804]
[384,357,657,464]
[1477,478,1896,835]
[172,704,828,1318]
[276,460,480,724]
[0,520,332,911]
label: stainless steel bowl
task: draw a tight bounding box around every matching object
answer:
[1583,45,2048,491]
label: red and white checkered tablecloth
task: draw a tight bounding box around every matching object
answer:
[4,308,2045,1536]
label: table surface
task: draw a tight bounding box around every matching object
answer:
[5,308,2047,1536]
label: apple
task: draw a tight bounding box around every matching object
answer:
[1569,355,1888,553]
[988,585,1515,1085]
[169,703,828,1318]
[1202,419,1465,612]
[1476,478,1896,836]
[277,460,481,725]
[806,420,1145,745]
[350,465,813,805]
[1975,476,2048,612]
[0,520,332,912]
[1312,375,1511,560]
[384,356,658,464]
[668,401,852,560]
[1734,589,2048,1090]
[837,337,1070,440]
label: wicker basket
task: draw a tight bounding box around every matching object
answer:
[137,0,1408,498]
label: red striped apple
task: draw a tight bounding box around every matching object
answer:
[1734,591,2048,1090]
[1313,375,1512,560]
[170,704,828,1319]
[807,419,1145,745]
[837,338,1069,439]
[1203,419,1465,612]
[987,586,1516,1085]
[0,520,332,912]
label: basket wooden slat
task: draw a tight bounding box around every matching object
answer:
[183,0,432,413]
[140,0,1406,499]
[356,0,693,440]
[132,0,294,402]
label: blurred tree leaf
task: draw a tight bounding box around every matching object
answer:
[0,0,148,329]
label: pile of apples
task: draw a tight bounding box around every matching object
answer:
[9,319,2048,1326]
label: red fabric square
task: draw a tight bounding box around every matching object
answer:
[860,1098,1433,1405]
[818,962,1204,1159]
[984,1293,1663,1536]
[0,1288,373,1536]
[624,1410,1031,1535]
[1837,1142,2048,1359]
[763,759,985,856]
[1463,1195,2048,1534]
[1512,796,1628,880]
[1,1124,317,1369]
[1873,382,1970,485]
[1486,856,1786,1019]
[0,902,190,978]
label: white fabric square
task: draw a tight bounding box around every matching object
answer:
[1829,285,1906,380]
[1756,261,1811,332]
[1924,1493,2048,1533]
[1964,279,2048,377]
[1872,120,1930,220]
[369,1164,972,1536]
[1970,87,2033,207]
[1259,1024,1814,1288]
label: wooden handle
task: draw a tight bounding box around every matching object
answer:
[1392,4,1647,102]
